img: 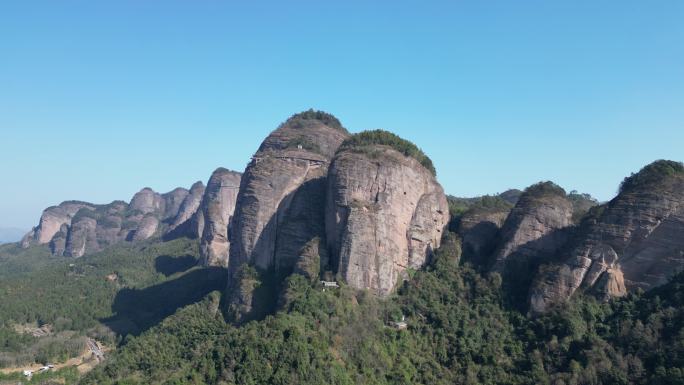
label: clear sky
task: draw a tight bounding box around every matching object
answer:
[1,1,682,230]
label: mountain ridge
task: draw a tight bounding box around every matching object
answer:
[13,112,684,315]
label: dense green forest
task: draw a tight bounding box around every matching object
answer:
[1,231,683,384]
[0,238,226,371]
[79,237,683,385]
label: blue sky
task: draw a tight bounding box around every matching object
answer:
[1,1,682,230]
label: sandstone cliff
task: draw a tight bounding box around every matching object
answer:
[199,168,242,267]
[529,160,684,313]
[21,201,93,247]
[129,188,164,215]
[64,215,98,258]
[229,110,349,272]
[455,196,514,266]
[21,184,202,257]
[326,130,449,296]
[491,182,574,273]
[168,181,205,237]
[161,188,190,222]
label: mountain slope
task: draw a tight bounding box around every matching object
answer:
[80,242,684,385]
[0,237,225,371]
[530,160,684,313]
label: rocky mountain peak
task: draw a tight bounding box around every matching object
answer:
[229,111,350,272]
[199,168,242,267]
[129,187,163,215]
[326,131,449,296]
[490,182,574,272]
[529,160,684,313]
[256,110,350,160]
[161,188,190,220]
[167,181,206,237]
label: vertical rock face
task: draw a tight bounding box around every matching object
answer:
[132,215,160,241]
[457,205,511,266]
[530,160,684,314]
[491,183,574,273]
[64,216,98,258]
[129,188,164,215]
[161,188,189,221]
[21,182,208,258]
[229,111,349,272]
[168,181,205,236]
[199,168,242,267]
[49,224,69,256]
[326,137,449,296]
[23,202,93,246]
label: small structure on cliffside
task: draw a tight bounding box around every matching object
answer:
[389,315,408,330]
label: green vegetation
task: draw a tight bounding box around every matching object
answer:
[567,190,599,223]
[339,130,436,176]
[285,135,322,153]
[446,195,477,218]
[2,217,683,384]
[524,181,567,198]
[619,159,684,193]
[284,109,347,132]
[0,238,226,370]
[77,233,684,385]
[447,194,514,231]
[0,243,53,277]
[0,366,80,384]
[447,194,516,218]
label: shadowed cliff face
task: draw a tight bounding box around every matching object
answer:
[198,168,242,268]
[229,113,349,272]
[530,161,684,314]
[491,185,574,273]
[449,183,598,310]
[458,210,509,266]
[164,181,206,242]
[21,202,93,247]
[326,146,449,297]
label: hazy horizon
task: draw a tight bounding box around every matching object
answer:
[2,1,683,229]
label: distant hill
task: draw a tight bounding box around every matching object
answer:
[0,227,26,244]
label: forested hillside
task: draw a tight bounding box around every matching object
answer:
[1,224,683,384]
[79,238,684,385]
[0,238,226,377]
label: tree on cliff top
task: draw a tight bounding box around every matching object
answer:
[619,159,684,193]
[339,129,437,176]
[283,109,347,132]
